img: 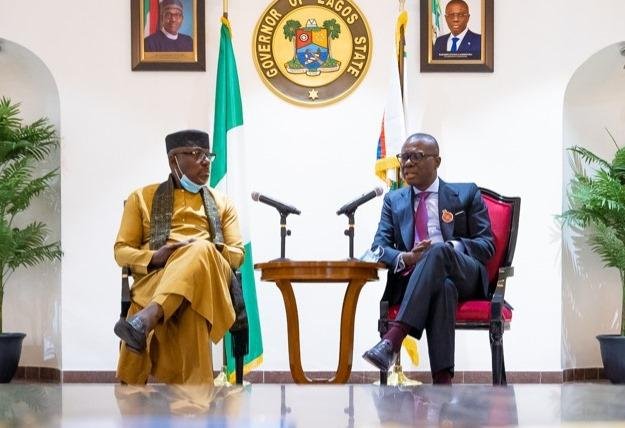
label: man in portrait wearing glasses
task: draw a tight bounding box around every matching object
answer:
[113,129,245,384]
[144,0,193,52]
[432,0,481,60]
[362,133,494,384]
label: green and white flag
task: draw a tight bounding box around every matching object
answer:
[432,0,443,40]
[211,17,263,382]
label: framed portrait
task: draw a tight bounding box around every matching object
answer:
[131,0,205,71]
[420,0,493,72]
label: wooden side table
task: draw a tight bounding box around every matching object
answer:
[255,260,383,384]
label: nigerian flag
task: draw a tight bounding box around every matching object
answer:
[211,17,263,382]
[375,9,420,368]
[375,10,408,190]
[432,0,443,40]
[143,0,159,37]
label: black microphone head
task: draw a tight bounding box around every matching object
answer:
[251,191,260,202]
[374,187,384,197]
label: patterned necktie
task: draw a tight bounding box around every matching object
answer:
[414,191,431,244]
[451,37,459,52]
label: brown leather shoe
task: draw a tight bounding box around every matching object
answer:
[362,339,398,372]
[114,316,147,353]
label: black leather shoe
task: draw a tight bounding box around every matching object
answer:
[114,316,147,353]
[362,339,398,372]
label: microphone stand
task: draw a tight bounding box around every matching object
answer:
[342,210,357,260]
[279,211,292,260]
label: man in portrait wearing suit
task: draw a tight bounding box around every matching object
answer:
[362,133,494,384]
[433,0,481,60]
[144,0,194,52]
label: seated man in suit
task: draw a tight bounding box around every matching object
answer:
[114,129,244,384]
[433,0,481,60]
[362,133,494,384]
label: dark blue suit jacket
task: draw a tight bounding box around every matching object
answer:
[433,30,481,59]
[372,180,494,303]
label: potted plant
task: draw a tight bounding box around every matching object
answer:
[0,97,62,382]
[561,136,625,383]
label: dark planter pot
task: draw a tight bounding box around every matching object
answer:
[0,332,26,383]
[597,334,625,384]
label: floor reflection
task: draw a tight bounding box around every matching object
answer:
[561,384,625,423]
[1,383,625,427]
[0,385,61,427]
[371,385,518,427]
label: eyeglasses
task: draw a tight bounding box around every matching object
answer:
[445,13,468,18]
[177,149,216,163]
[164,11,183,19]
[396,152,438,164]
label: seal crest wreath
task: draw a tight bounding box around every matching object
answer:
[253,0,373,106]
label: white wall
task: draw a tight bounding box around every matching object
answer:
[1,0,625,375]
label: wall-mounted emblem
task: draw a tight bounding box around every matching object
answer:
[253,0,372,107]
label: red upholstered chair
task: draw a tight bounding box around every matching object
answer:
[378,187,520,386]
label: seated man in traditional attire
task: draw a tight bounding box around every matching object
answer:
[113,129,244,384]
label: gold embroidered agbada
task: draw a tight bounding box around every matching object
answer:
[114,183,244,384]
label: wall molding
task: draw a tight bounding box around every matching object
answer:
[13,367,607,384]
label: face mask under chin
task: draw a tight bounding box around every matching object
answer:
[174,156,208,193]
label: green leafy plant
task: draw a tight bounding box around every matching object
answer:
[561,131,625,336]
[0,97,62,333]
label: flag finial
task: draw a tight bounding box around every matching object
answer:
[223,0,228,18]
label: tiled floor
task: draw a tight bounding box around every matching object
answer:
[1,382,625,427]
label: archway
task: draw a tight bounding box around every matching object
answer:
[0,38,62,378]
[562,42,625,370]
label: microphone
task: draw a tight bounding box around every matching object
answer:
[251,192,301,215]
[336,187,384,215]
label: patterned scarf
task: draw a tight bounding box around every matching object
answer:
[149,175,224,249]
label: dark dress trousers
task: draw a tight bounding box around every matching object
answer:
[372,180,494,372]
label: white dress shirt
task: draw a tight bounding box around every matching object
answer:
[394,178,464,272]
[446,28,468,52]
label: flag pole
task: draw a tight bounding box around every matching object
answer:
[397,0,406,188]
[398,0,406,100]
[388,0,421,386]
[215,1,230,386]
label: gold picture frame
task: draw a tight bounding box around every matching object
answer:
[420,0,493,72]
[131,0,205,71]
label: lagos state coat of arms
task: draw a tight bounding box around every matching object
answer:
[253,0,372,107]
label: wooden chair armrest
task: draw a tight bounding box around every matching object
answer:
[121,266,131,318]
[490,265,513,321]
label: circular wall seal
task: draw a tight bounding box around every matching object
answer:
[253,0,373,107]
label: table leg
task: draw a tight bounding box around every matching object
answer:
[275,279,311,384]
[274,278,369,384]
[332,279,368,383]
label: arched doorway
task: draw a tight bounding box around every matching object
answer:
[0,38,62,379]
[562,42,625,370]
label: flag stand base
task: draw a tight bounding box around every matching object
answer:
[374,363,422,386]
[214,371,230,387]
[214,368,250,387]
